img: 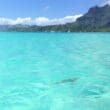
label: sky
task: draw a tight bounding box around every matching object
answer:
[0,0,108,25]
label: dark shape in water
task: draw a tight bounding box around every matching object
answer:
[55,78,77,84]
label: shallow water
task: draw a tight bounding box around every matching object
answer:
[0,32,110,110]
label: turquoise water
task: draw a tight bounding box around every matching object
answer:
[0,32,110,110]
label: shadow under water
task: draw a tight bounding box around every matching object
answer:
[54,78,78,85]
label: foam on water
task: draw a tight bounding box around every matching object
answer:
[0,32,110,110]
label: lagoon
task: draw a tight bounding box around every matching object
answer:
[0,32,110,110]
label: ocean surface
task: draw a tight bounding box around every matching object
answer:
[0,32,110,110]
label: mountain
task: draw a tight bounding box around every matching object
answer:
[40,4,110,32]
[74,4,110,31]
[1,4,110,32]
[77,4,110,27]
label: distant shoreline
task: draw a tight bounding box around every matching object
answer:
[0,5,110,32]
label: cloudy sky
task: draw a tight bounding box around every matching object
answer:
[0,0,108,25]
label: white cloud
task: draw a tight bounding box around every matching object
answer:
[101,0,110,6]
[44,6,50,11]
[0,17,32,25]
[0,14,82,26]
